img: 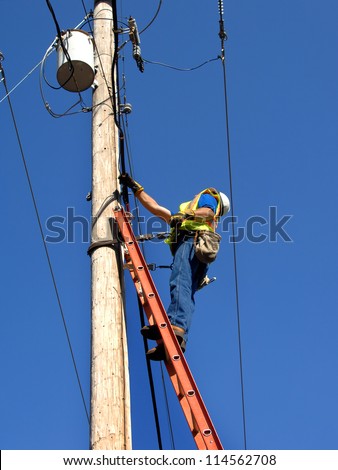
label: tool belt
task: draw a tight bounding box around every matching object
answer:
[193,230,221,264]
[177,229,196,239]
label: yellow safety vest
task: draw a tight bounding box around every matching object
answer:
[165,188,221,251]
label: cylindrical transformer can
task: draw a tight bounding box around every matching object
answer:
[57,30,94,92]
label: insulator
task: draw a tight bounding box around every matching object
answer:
[133,44,142,61]
[218,0,224,16]
[128,17,141,46]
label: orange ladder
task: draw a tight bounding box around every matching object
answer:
[114,206,223,450]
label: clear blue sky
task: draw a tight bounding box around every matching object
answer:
[0,0,337,450]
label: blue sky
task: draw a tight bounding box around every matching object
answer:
[0,0,338,451]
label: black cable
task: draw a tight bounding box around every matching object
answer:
[0,62,90,426]
[80,0,89,17]
[143,56,220,72]
[45,0,75,89]
[218,0,247,450]
[137,299,163,450]
[121,95,166,452]
[112,0,129,208]
[160,363,176,450]
[139,0,163,34]
[120,61,172,447]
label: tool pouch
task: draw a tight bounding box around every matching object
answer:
[194,231,221,264]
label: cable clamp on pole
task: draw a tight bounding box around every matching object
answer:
[87,238,119,256]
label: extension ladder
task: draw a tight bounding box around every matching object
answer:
[114,206,223,450]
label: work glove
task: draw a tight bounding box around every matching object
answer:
[118,173,144,196]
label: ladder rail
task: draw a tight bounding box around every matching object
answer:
[114,207,223,450]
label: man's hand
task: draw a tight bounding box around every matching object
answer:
[118,173,144,196]
[170,212,187,228]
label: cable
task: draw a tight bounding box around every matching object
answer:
[112,0,130,208]
[137,298,164,450]
[217,0,247,450]
[120,54,174,447]
[160,363,176,449]
[143,56,220,72]
[121,117,176,450]
[45,0,75,90]
[139,0,163,34]
[120,71,166,452]
[0,60,90,426]
[0,59,44,104]
[80,0,89,16]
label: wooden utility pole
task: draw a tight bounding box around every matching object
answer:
[90,0,131,450]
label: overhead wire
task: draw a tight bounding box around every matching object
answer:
[217,0,247,450]
[0,59,44,104]
[45,0,75,89]
[0,59,90,426]
[160,363,176,450]
[143,56,220,72]
[139,0,163,34]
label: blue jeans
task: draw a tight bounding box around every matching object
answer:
[167,237,208,342]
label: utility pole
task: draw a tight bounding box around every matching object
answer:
[90,0,131,450]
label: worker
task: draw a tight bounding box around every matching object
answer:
[119,173,230,361]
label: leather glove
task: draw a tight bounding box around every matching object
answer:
[118,173,144,196]
[169,212,187,228]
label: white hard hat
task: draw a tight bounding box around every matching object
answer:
[219,192,230,216]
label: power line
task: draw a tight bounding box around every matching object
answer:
[217,0,248,450]
[160,363,176,450]
[45,0,75,89]
[0,59,90,427]
[0,59,44,104]
[139,0,163,34]
[143,56,220,72]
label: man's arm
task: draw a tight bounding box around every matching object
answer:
[136,190,171,224]
[119,173,171,224]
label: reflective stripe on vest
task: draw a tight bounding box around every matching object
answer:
[179,188,221,232]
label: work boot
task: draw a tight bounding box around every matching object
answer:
[172,325,186,353]
[146,342,165,361]
[146,325,186,361]
[140,324,161,341]
[141,324,186,348]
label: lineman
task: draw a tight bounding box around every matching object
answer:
[119,173,230,361]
